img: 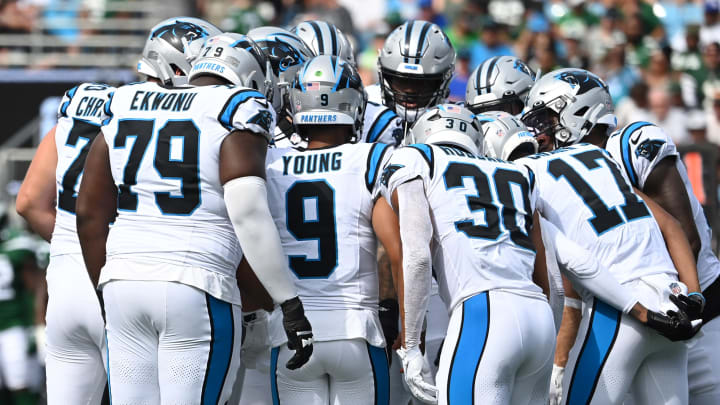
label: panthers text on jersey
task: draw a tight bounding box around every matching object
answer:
[518,143,676,286]
[53,83,115,256]
[606,122,720,290]
[380,144,545,312]
[100,81,276,304]
[264,142,392,347]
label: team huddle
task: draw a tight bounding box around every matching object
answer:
[13,14,720,405]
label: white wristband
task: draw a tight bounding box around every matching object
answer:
[564,297,582,309]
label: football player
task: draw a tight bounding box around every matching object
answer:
[521,69,704,405]
[381,104,556,404]
[75,32,313,404]
[15,17,221,405]
[263,54,396,404]
[294,20,356,66]
[465,56,536,116]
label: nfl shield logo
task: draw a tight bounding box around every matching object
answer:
[669,282,682,296]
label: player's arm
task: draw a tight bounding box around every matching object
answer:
[16,126,58,241]
[76,134,117,288]
[549,276,582,404]
[372,196,402,352]
[236,257,273,312]
[636,188,701,294]
[219,129,311,370]
[643,157,701,259]
[531,212,550,299]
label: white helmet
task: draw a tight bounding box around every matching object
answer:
[522,68,616,146]
[479,111,538,161]
[137,17,221,86]
[293,20,356,66]
[466,56,536,116]
[289,55,366,141]
[378,20,455,123]
[189,33,274,100]
[409,104,483,155]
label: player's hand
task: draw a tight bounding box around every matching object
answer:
[241,310,270,371]
[397,345,438,404]
[280,297,314,370]
[549,364,564,405]
[646,306,701,341]
[669,293,705,321]
[379,298,399,363]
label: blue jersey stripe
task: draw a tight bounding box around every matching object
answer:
[60,85,79,117]
[202,294,235,405]
[105,331,112,404]
[218,90,265,129]
[366,143,391,192]
[566,299,622,405]
[448,292,490,404]
[408,143,434,178]
[102,91,115,126]
[619,121,652,187]
[367,344,390,405]
[270,347,280,405]
[367,109,398,143]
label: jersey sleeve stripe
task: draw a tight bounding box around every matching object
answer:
[365,143,391,192]
[367,109,398,143]
[408,143,435,178]
[59,85,79,117]
[218,89,266,130]
[619,121,652,187]
[101,91,115,126]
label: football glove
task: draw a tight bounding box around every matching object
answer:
[379,298,399,363]
[397,345,438,404]
[280,296,314,370]
[646,306,701,342]
[670,293,705,321]
[549,365,564,405]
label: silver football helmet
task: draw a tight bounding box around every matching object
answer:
[289,55,366,141]
[466,56,536,116]
[479,111,538,161]
[409,104,483,155]
[522,68,616,146]
[293,20,356,66]
[189,33,273,99]
[137,17,221,86]
[378,20,455,123]
[247,26,314,115]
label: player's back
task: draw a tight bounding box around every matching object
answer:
[606,122,720,290]
[101,81,275,303]
[518,143,676,284]
[386,143,544,312]
[53,82,115,256]
[265,142,391,311]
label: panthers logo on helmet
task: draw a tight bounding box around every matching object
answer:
[554,71,607,95]
[247,110,274,133]
[255,34,308,75]
[635,139,666,161]
[513,59,535,80]
[150,21,210,53]
[381,164,405,187]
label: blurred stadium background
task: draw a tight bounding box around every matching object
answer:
[0,0,718,402]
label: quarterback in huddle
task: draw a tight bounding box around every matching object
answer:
[12,12,720,405]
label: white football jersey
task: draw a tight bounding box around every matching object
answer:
[100,81,276,304]
[518,143,676,285]
[606,122,720,290]
[265,142,392,345]
[381,144,544,313]
[52,82,115,256]
[359,100,404,145]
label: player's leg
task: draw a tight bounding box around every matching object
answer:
[506,291,556,405]
[326,339,389,405]
[0,326,38,405]
[45,254,106,405]
[103,280,161,404]
[271,343,328,405]
[629,337,688,405]
[237,310,273,405]
[157,282,242,405]
[424,284,449,377]
[687,316,720,405]
[561,297,647,405]
[238,360,273,404]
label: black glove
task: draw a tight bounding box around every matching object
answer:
[280,296,313,370]
[379,298,399,364]
[646,307,701,342]
[669,293,705,321]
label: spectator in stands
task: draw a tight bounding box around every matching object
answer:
[644,49,674,90]
[701,0,720,46]
[687,108,710,144]
[616,81,653,127]
[624,12,660,68]
[660,0,704,51]
[0,0,36,33]
[560,23,589,69]
[469,17,514,69]
[704,88,720,144]
[586,7,623,65]
[649,87,690,144]
[446,6,480,56]
[448,50,470,103]
[526,31,562,75]
[595,40,641,105]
